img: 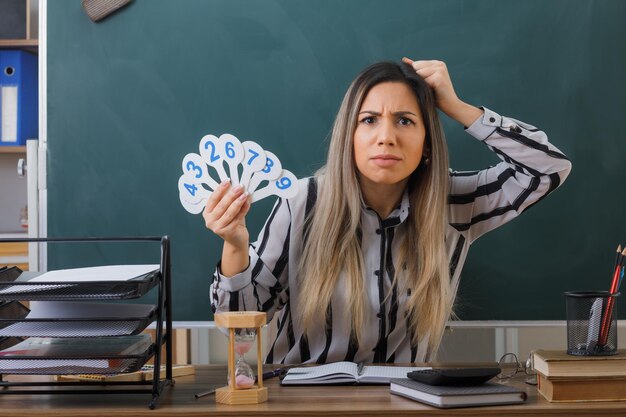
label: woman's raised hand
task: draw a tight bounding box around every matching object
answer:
[402,57,460,113]
[402,57,482,127]
[203,181,251,250]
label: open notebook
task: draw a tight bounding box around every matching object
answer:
[281,361,429,385]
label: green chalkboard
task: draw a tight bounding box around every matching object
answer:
[47,0,626,321]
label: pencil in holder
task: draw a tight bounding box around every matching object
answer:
[565,291,619,356]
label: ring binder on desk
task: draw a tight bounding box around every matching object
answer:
[0,236,172,409]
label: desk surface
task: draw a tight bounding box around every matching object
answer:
[2,365,626,416]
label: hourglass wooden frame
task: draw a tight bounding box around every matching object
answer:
[214,311,268,405]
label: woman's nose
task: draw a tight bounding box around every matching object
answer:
[377,119,397,146]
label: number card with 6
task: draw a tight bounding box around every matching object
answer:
[220,134,245,186]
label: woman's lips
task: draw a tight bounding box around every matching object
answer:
[371,155,401,167]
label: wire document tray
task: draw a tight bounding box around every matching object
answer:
[0,268,160,300]
[0,301,157,338]
[0,236,172,409]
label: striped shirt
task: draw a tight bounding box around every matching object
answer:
[210,107,572,364]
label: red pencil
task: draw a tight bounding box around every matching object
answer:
[598,246,626,346]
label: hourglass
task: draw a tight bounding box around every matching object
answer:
[214,312,268,404]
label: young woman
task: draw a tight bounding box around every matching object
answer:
[205,59,571,364]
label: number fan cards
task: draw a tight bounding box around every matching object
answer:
[178,134,299,214]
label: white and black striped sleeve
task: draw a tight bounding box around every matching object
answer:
[210,195,293,321]
[449,107,572,243]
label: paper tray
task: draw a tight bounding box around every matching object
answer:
[0,301,157,338]
[0,267,160,300]
[0,342,155,375]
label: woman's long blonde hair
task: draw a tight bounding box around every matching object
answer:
[297,61,452,358]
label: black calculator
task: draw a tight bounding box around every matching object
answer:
[407,367,501,386]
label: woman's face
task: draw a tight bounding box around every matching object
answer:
[353,81,427,188]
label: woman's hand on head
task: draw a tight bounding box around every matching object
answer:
[402,57,483,127]
[402,57,461,114]
[203,181,251,250]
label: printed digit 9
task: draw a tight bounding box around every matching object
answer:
[275,176,292,190]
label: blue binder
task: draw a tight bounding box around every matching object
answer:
[0,50,38,146]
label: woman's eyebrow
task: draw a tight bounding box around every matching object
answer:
[358,110,418,116]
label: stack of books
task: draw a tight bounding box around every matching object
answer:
[533,349,626,402]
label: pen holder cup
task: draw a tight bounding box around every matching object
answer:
[565,291,620,356]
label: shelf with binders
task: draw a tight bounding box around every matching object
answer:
[0,236,173,409]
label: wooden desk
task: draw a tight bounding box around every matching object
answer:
[2,365,626,416]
